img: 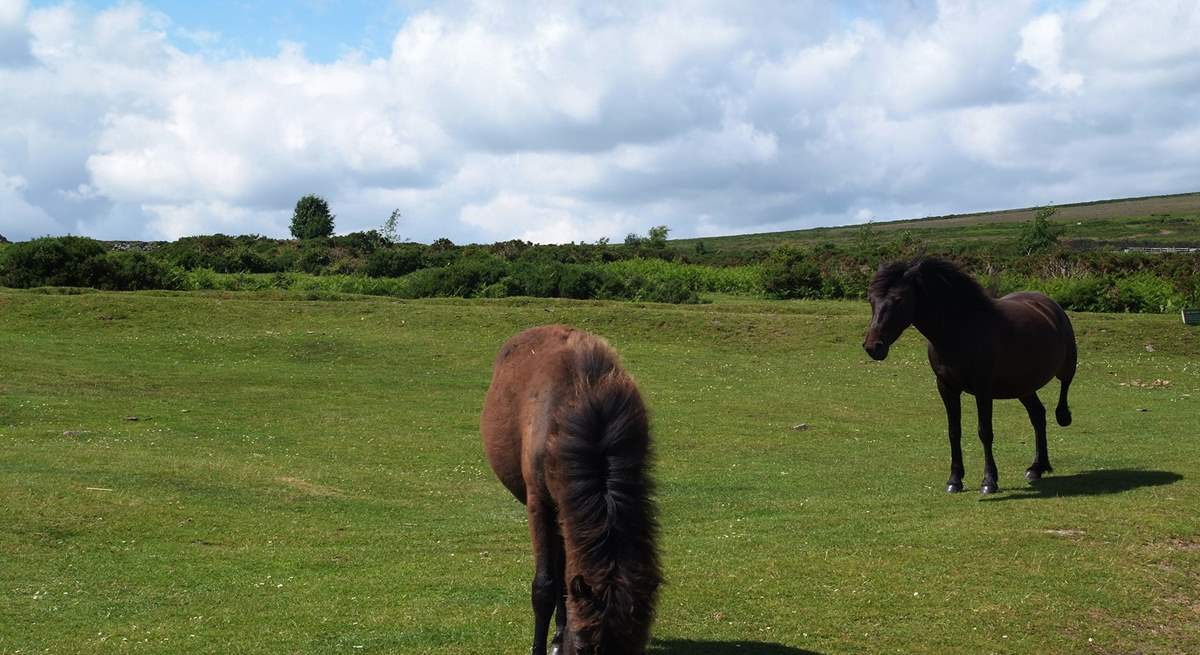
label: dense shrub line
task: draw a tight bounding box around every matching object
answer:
[180,260,706,303]
[2,234,1197,312]
[0,236,184,291]
[757,244,1199,313]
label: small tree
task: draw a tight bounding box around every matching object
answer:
[291,194,335,240]
[647,225,670,249]
[854,221,880,255]
[382,209,402,243]
[1017,205,1063,255]
[624,232,644,247]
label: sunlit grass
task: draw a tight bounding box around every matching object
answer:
[1,290,1197,654]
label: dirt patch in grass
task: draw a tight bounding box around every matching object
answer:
[1166,537,1200,552]
[1042,528,1087,538]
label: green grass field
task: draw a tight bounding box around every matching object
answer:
[2,290,1198,654]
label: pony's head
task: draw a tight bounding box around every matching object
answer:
[863,260,918,360]
[561,566,659,655]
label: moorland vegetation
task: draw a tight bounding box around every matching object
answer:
[2,194,1198,312]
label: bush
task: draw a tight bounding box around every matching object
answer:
[397,267,451,298]
[441,255,509,295]
[0,236,185,291]
[228,246,275,273]
[762,247,822,299]
[509,260,561,297]
[0,236,109,288]
[638,276,699,304]
[996,272,1183,314]
[1113,273,1183,313]
[365,247,425,277]
[330,230,386,255]
[297,244,331,274]
[558,266,607,300]
[99,251,185,291]
[1036,276,1114,312]
[396,255,509,298]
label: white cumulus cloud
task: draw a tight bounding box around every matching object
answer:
[0,0,1198,244]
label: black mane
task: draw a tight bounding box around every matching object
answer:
[872,257,992,311]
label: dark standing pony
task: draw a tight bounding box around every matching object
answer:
[863,258,1077,494]
[481,325,661,655]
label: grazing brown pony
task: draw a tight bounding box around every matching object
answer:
[863,258,1077,494]
[481,325,661,655]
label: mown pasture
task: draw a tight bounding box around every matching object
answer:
[1,290,1197,654]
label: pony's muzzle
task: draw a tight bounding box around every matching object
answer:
[864,340,889,360]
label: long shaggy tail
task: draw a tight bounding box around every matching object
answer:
[555,344,660,605]
[1055,310,1077,428]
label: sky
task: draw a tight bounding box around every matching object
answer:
[1,1,1198,244]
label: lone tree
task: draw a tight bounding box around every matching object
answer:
[291,194,335,239]
[381,208,402,243]
[647,225,670,249]
[1017,205,1063,255]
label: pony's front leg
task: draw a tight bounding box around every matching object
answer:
[937,379,965,493]
[527,498,562,655]
[975,393,999,494]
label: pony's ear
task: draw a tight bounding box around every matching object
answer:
[901,258,924,282]
[570,575,593,600]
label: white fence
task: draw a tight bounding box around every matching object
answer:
[1123,247,1200,254]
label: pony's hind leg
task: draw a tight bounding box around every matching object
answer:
[527,498,563,655]
[1020,393,1053,481]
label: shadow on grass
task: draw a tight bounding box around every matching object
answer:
[651,640,823,655]
[983,468,1182,502]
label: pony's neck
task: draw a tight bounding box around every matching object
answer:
[911,281,992,349]
[912,303,950,347]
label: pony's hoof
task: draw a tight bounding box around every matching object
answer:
[1025,468,1042,481]
[946,481,963,493]
[981,482,1000,494]
[549,645,562,655]
[1056,408,1072,427]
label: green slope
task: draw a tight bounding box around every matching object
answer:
[2,290,1198,654]
[672,192,1200,254]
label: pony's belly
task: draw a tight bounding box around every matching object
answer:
[930,358,1057,398]
[989,368,1058,399]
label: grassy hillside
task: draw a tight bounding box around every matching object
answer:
[2,290,1198,654]
[672,192,1200,255]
